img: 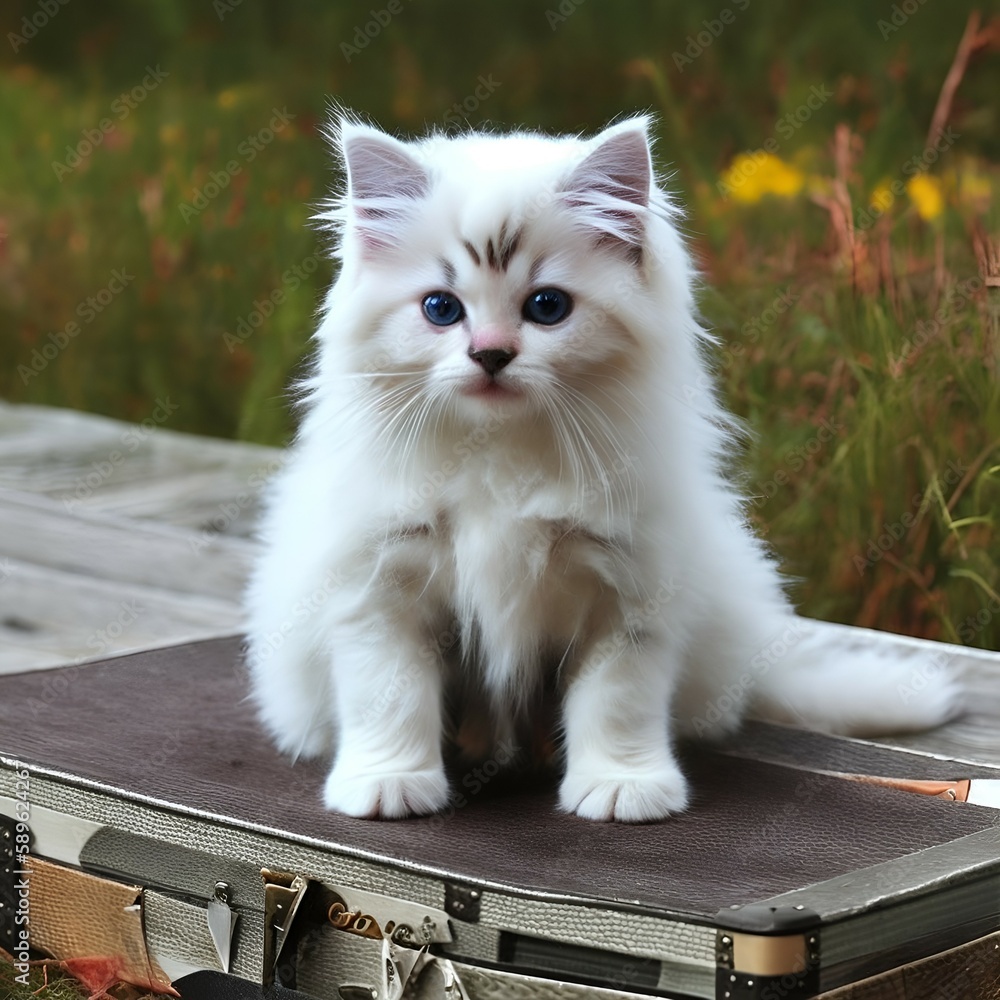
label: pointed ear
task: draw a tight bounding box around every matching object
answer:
[561,117,652,261]
[337,119,430,253]
[340,121,429,200]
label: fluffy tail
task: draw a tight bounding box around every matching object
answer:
[749,619,966,737]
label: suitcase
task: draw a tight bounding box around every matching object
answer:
[1,630,999,1000]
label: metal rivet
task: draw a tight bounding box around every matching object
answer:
[721,935,732,945]
[794,904,805,910]
[730,974,737,982]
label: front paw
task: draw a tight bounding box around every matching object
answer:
[323,764,449,819]
[559,763,690,822]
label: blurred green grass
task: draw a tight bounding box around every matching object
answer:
[1,0,998,647]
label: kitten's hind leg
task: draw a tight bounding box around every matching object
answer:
[559,633,688,822]
[323,620,449,819]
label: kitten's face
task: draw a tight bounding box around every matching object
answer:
[333,119,654,424]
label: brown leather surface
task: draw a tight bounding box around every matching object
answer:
[0,637,995,921]
[818,930,1000,999]
[27,855,175,994]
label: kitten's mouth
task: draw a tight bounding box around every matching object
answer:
[461,376,523,401]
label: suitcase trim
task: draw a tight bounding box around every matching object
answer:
[745,824,1000,921]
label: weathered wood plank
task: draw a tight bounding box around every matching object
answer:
[75,468,278,536]
[0,557,243,675]
[0,402,281,536]
[0,489,255,601]
[0,404,266,675]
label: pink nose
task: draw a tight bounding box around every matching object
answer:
[468,326,518,377]
[469,325,517,355]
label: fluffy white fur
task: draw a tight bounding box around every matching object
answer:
[245,114,959,822]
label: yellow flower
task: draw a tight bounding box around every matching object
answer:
[906,174,943,221]
[217,88,240,109]
[720,152,804,203]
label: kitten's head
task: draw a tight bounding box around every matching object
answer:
[317,114,693,432]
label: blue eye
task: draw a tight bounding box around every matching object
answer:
[523,287,572,326]
[422,291,465,326]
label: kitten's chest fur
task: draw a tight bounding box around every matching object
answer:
[386,450,632,694]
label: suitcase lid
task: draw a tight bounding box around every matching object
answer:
[0,636,997,930]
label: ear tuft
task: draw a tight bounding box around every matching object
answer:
[340,123,429,201]
[561,118,653,260]
[336,119,430,255]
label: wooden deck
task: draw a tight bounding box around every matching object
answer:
[0,402,278,674]
[1,401,999,769]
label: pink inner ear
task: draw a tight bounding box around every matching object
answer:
[342,129,430,256]
[561,125,652,255]
[566,127,651,207]
[344,134,429,201]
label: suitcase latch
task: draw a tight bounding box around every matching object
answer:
[261,867,311,988]
[207,880,239,974]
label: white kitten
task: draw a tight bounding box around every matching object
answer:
[245,114,958,822]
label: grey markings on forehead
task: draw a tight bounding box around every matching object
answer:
[487,221,523,273]
[463,241,481,267]
[463,222,525,274]
[441,257,457,287]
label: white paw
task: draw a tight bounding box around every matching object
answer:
[323,766,450,819]
[559,764,690,822]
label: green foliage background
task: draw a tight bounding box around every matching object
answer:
[1,0,999,646]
